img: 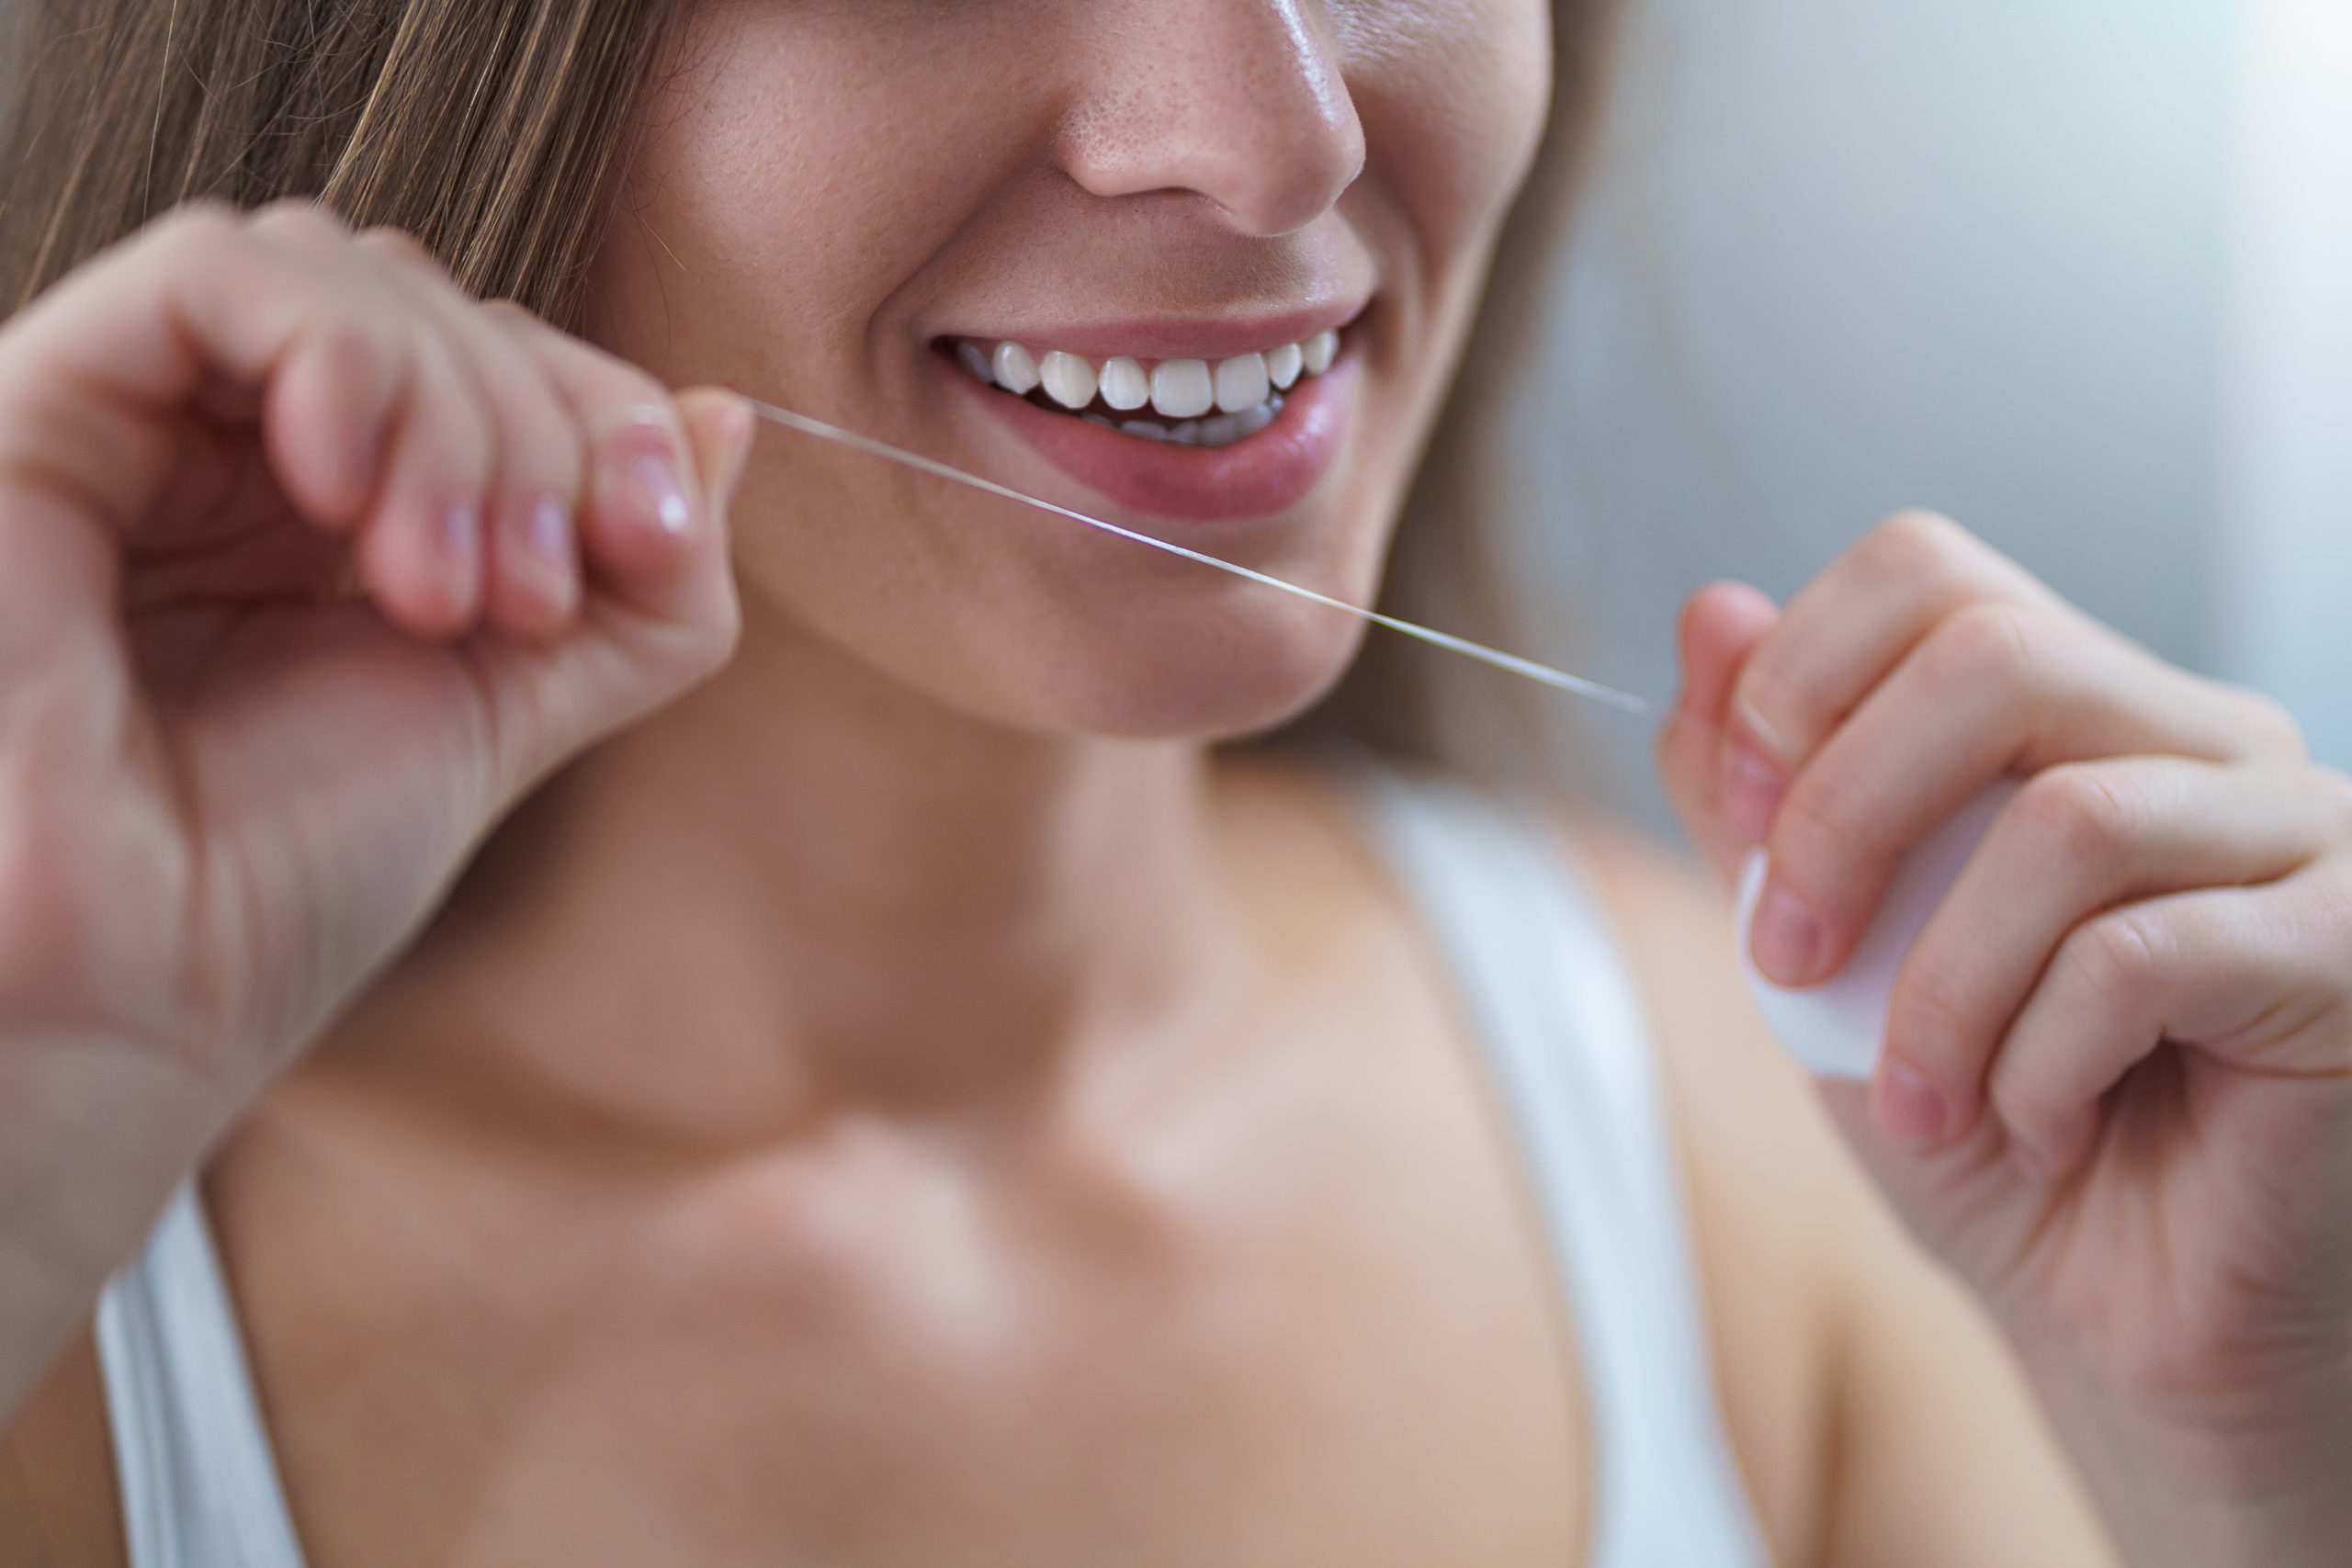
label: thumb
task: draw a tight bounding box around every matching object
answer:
[1656,581,1780,886]
[675,388,758,528]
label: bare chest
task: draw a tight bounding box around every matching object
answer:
[216,1061,1590,1567]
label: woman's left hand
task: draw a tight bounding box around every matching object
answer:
[1657,513,2352,1568]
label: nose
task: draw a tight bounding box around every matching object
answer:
[1059,0,1367,238]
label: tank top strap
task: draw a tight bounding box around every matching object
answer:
[95,1184,310,1568]
[89,766,1761,1568]
[1348,765,1768,1568]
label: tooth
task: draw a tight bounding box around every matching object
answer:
[991,342,1040,395]
[1100,356,1149,411]
[1264,342,1303,389]
[1039,351,1097,411]
[1166,421,1201,446]
[1149,359,1214,420]
[1197,412,1240,447]
[957,340,996,386]
[1213,353,1270,413]
[1301,330,1339,376]
[1121,419,1169,441]
[1233,400,1275,436]
[1082,412,1116,429]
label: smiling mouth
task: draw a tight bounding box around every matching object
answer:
[944,330,1342,449]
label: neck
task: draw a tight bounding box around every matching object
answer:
[353,613,1252,1143]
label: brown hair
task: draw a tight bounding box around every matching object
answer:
[0,0,1618,774]
[0,0,677,329]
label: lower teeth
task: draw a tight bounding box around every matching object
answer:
[1072,393,1283,448]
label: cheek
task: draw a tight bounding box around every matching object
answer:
[1347,0,1555,254]
[720,444,1395,740]
[591,4,1046,389]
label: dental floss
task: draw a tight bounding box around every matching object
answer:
[740,399,2020,1085]
[740,398,1653,716]
[1735,780,2019,1079]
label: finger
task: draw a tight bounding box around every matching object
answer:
[362,259,583,638]
[678,387,760,525]
[1988,864,2352,1178]
[1883,759,2351,1147]
[0,206,401,676]
[444,385,752,813]
[1752,598,2301,987]
[237,202,412,531]
[62,202,492,637]
[5,203,402,536]
[345,299,491,638]
[1654,581,1779,883]
[1725,512,2058,775]
[467,306,725,622]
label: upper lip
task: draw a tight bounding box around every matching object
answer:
[927,300,1368,364]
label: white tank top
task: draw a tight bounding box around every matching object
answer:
[96,767,1769,1566]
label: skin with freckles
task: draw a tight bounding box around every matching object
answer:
[592,0,1521,739]
[5,2,2352,1565]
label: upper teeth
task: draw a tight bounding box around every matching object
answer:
[956,330,1342,428]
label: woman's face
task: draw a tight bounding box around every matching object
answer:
[592,0,1554,738]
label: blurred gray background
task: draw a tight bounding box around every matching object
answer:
[1502,0,2352,833]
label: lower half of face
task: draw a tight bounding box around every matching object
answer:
[590,0,1553,740]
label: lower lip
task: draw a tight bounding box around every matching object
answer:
[951,353,1357,524]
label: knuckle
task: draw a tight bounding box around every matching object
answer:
[248,198,346,247]
[356,226,446,280]
[145,201,243,267]
[1852,509,1971,586]
[153,197,238,238]
[1772,764,1871,872]
[1731,653,1811,747]
[2231,686,2308,763]
[2310,765,2352,840]
[2064,908,2163,1013]
[1984,1057,2068,1156]
[2016,764,2141,877]
[1886,954,1984,1075]
[1921,598,2045,696]
[617,366,675,413]
[478,298,541,331]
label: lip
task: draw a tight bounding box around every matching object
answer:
[951,348,1357,524]
[931,302,1364,367]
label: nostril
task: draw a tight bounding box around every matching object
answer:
[1055,9,1363,238]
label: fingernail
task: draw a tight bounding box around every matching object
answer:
[599,423,694,539]
[1750,879,1824,985]
[1877,1057,1951,1150]
[513,495,576,612]
[637,453,693,536]
[1733,694,1796,764]
[526,495,571,570]
[1720,743,1786,843]
[437,499,481,608]
[714,401,757,513]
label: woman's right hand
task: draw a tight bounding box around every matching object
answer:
[0,201,752,1407]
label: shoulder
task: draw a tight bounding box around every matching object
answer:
[1569,819,2111,1566]
[1566,822,1858,1562]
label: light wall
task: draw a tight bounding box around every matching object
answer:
[2215,0,2352,770]
[1495,0,2259,831]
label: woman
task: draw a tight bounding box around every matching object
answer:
[0,0,2346,1562]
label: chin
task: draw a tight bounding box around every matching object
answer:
[1003,613,1372,742]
